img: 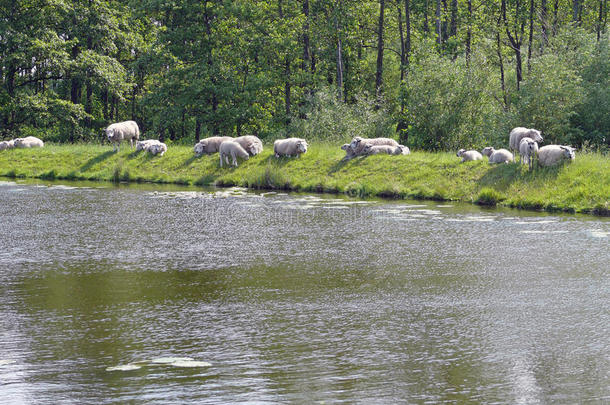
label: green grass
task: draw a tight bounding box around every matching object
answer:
[1,143,608,215]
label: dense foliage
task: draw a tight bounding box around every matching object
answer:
[0,0,607,150]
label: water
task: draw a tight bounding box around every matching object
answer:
[0,179,608,404]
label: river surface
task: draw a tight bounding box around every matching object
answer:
[0,179,608,404]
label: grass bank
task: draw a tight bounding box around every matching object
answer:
[0,143,608,215]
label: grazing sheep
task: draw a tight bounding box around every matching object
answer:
[481,147,514,164]
[456,149,483,162]
[363,144,409,155]
[14,136,44,148]
[148,142,167,156]
[518,137,539,170]
[194,136,233,156]
[105,120,140,151]
[274,138,308,158]
[349,136,399,156]
[341,143,357,160]
[219,140,250,167]
[537,145,575,167]
[0,139,15,151]
[509,127,543,162]
[234,135,263,156]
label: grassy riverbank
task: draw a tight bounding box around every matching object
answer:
[1,143,608,215]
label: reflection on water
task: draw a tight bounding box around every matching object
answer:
[0,179,608,404]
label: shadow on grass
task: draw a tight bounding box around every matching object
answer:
[80,150,115,172]
[328,156,367,174]
[182,155,200,167]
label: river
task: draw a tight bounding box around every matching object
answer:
[0,180,608,403]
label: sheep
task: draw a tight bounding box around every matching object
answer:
[0,139,15,151]
[537,145,575,167]
[518,137,539,170]
[274,138,308,158]
[219,140,249,167]
[456,149,483,162]
[481,146,514,164]
[194,136,233,156]
[136,139,160,152]
[341,143,357,160]
[148,142,167,156]
[349,136,399,156]
[105,120,140,151]
[14,136,44,148]
[363,144,409,155]
[234,135,263,156]
[509,127,543,162]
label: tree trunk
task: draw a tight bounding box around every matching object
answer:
[541,0,548,51]
[450,0,458,38]
[195,119,201,142]
[424,0,430,33]
[553,0,559,34]
[85,79,93,127]
[496,31,508,108]
[398,5,406,82]
[441,0,449,42]
[466,0,472,65]
[405,0,411,67]
[436,0,442,45]
[597,0,605,41]
[527,0,534,74]
[375,0,385,100]
[285,58,291,121]
[334,4,344,101]
[572,0,580,22]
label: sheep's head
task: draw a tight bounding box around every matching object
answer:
[349,137,363,150]
[481,147,495,157]
[0,141,8,150]
[136,141,145,151]
[194,142,205,155]
[296,140,308,153]
[341,144,350,151]
[560,146,575,160]
[529,129,543,143]
[105,128,115,141]
[398,145,409,155]
[457,148,466,157]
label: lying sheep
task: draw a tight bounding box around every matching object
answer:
[341,144,357,160]
[537,145,575,167]
[234,135,263,156]
[148,142,167,156]
[136,139,159,152]
[349,136,399,156]
[106,120,140,151]
[509,127,543,162]
[194,136,233,156]
[0,139,15,151]
[481,147,514,164]
[518,137,539,170]
[14,136,44,148]
[456,149,483,162]
[219,140,249,167]
[363,144,410,155]
[274,138,308,158]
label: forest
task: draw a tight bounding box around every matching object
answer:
[0,0,608,151]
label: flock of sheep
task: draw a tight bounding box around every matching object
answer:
[0,120,576,170]
[454,127,576,168]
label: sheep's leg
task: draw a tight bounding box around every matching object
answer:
[219,153,223,167]
[231,152,238,167]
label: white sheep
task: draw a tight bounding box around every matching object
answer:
[234,135,263,156]
[349,136,399,156]
[194,136,233,156]
[219,140,250,167]
[456,149,483,162]
[14,136,44,148]
[518,137,539,170]
[537,145,575,167]
[509,127,543,162]
[105,120,140,151]
[148,142,167,156]
[136,139,159,152]
[274,138,308,158]
[341,143,357,160]
[481,147,514,164]
[363,144,409,155]
[0,139,15,151]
